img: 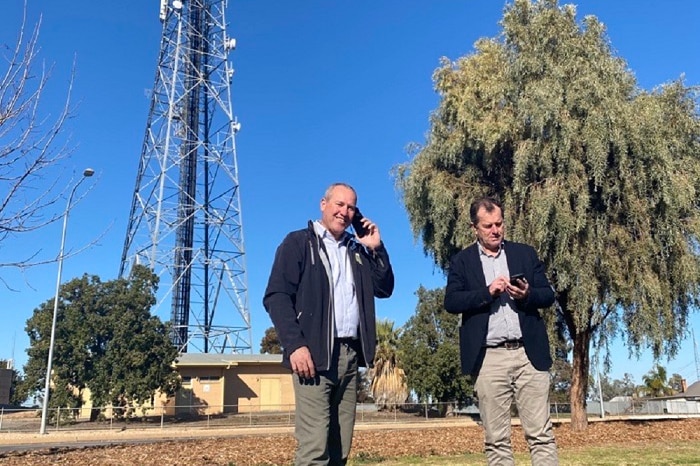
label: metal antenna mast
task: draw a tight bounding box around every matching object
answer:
[120,0,251,354]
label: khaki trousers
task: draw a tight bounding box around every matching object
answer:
[474,346,558,466]
[293,340,358,466]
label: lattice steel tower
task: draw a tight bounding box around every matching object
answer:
[120,0,250,354]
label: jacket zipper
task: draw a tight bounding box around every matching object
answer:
[313,229,335,372]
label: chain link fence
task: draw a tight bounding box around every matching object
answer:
[2,399,697,435]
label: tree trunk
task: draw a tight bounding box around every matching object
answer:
[569,327,591,431]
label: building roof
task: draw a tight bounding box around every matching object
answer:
[174,353,283,367]
[683,380,700,397]
[652,380,700,400]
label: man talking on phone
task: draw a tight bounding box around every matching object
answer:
[444,196,558,465]
[263,182,394,465]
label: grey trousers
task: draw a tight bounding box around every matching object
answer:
[293,340,359,466]
[474,346,558,466]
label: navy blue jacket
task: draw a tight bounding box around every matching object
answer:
[263,221,394,371]
[444,241,555,376]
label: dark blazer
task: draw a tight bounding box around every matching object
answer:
[444,240,555,376]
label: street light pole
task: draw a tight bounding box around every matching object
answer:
[39,168,94,435]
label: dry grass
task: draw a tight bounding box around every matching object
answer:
[1,418,700,465]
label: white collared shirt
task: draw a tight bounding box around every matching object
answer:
[313,221,359,339]
[477,241,523,345]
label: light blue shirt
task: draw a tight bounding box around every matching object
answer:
[477,241,523,345]
[314,221,360,339]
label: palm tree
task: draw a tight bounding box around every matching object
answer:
[369,319,408,410]
[641,364,673,397]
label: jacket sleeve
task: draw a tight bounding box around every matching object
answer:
[367,242,394,298]
[262,233,307,356]
[444,252,493,316]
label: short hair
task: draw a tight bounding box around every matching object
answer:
[469,196,502,225]
[324,182,357,201]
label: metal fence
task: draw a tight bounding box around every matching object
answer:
[587,398,700,416]
[1,399,697,435]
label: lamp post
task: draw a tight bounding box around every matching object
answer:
[39,168,95,435]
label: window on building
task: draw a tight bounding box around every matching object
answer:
[199,376,221,383]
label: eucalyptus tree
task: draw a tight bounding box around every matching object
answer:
[23,265,180,419]
[396,0,700,430]
[589,373,637,402]
[368,319,408,410]
[398,287,472,414]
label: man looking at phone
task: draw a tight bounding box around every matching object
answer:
[444,196,558,465]
[263,182,394,465]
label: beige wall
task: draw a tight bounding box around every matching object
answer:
[44,362,295,418]
[174,364,294,415]
[228,365,294,413]
[175,366,226,415]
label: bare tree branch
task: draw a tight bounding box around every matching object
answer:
[0,2,81,270]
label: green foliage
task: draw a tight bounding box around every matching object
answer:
[395,0,700,427]
[608,373,637,400]
[398,287,472,406]
[549,348,572,403]
[259,326,282,354]
[641,364,674,397]
[549,320,573,402]
[668,373,685,394]
[22,265,180,416]
[589,373,637,401]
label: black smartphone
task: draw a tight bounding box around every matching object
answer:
[351,208,367,237]
[510,273,525,286]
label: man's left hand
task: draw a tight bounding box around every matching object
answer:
[507,279,529,300]
[356,217,381,250]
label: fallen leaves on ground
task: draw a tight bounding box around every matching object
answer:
[2,418,700,465]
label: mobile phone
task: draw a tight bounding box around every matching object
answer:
[351,208,367,237]
[510,273,525,286]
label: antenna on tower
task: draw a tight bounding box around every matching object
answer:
[121,0,251,354]
[10,332,15,370]
[159,0,167,21]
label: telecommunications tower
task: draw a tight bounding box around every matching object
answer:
[120,0,251,354]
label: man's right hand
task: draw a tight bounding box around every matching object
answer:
[290,346,316,379]
[489,276,509,297]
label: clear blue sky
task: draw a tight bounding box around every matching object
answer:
[2,1,699,386]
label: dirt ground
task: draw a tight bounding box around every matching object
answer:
[1,418,700,465]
